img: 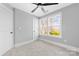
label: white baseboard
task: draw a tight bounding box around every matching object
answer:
[41,39,79,52]
[15,40,35,47]
[2,46,13,56]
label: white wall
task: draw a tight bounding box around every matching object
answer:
[14,9,39,47]
[14,8,38,46]
[0,4,13,55]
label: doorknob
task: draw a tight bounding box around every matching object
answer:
[10,32,13,34]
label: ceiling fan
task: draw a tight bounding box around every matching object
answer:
[31,3,59,13]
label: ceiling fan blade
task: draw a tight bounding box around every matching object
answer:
[32,3,42,5]
[31,6,38,13]
[42,3,58,6]
[41,7,46,13]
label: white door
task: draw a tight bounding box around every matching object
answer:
[33,17,38,40]
[0,4,13,55]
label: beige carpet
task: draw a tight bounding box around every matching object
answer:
[3,40,79,56]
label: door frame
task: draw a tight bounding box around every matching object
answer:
[13,8,15,48]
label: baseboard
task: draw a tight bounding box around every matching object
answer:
[41,39,79,53]
[2,40,36,55]
[2,46,13,56]
[15,39,36,47]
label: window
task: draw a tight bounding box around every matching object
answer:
[39,13,62,38]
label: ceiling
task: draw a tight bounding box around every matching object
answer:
[8,3,72,17]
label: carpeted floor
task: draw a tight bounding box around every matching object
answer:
[3,40,79,56]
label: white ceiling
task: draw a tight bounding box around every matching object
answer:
[8,3,72,17]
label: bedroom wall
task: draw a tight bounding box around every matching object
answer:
[14,8,38,46]
[39,3,79,48]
